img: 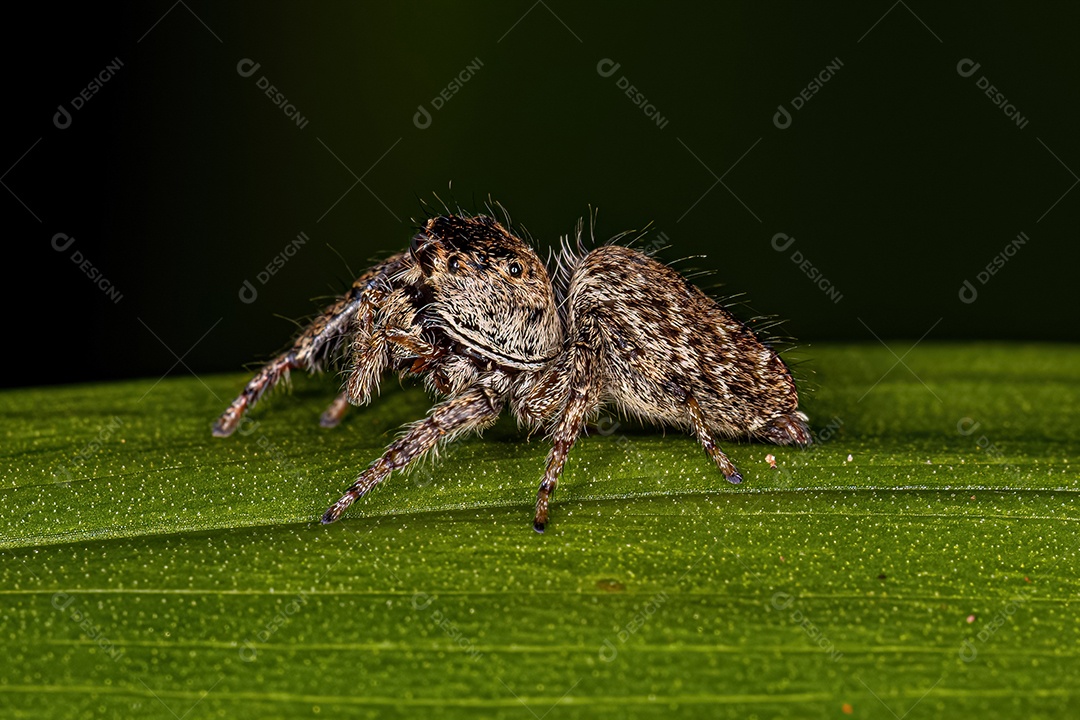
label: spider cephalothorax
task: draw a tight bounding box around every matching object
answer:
[410,215,562,370]
[213,210,810,532]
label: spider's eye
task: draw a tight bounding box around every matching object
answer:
[508,261,523,278]
[448,255,462,273]
[475,252,488,265]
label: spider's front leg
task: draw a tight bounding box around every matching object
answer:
[321,385,504,524]
[212,254,405,437]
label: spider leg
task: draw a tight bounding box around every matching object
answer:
[532,322,603,533]
[213,254,405,437]
[323,326,434,428]
[213,349,303,437]
[319,392,351,429]
[321,386,504,524]
[684,393,743,484]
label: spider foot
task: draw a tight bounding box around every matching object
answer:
[321,490,359,524]
[319,394,350,429]
[212,405,243,438]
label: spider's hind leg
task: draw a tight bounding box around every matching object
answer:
[530,321,604,533]
[684,392,743,485]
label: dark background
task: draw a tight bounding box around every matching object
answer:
[4,1,1077,389]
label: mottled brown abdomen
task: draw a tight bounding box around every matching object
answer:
[565,245,807,443]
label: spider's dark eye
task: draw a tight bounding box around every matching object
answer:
[508,261,523,277]
[476,252,488,265]
[448,255,462,273]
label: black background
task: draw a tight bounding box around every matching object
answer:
[4,1,1077,389]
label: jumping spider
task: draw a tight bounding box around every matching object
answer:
[213,212,811,532]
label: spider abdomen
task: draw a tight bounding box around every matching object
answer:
[563,244,807,443]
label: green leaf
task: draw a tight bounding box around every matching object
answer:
[1,343,1077,718]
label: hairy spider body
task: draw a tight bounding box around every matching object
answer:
[213,212,810,532]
